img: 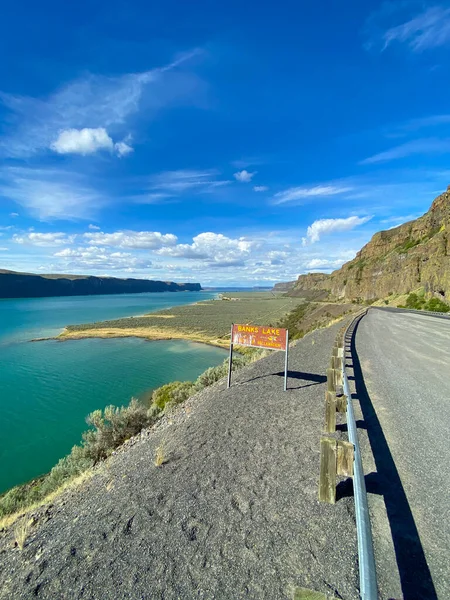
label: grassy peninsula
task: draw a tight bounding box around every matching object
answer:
[57,292,309,347]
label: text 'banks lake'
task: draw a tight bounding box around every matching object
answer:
[0,292,226,494]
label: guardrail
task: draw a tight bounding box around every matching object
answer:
[319,310,378,600]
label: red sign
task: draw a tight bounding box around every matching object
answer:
[232,324,287,351]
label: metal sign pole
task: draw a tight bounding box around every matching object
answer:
[284,329,289,391]
[227,323,234,388]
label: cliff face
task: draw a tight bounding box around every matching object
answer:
[289,189,450,301]
[272,281,296,292]
[0,270,201,299]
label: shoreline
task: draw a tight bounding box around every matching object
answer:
[29,296,221,347]
[62,328,230,349]
[33,326,230,349]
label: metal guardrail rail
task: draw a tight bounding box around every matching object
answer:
[343,311,378,600]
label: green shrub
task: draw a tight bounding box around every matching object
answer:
[196,361,229,387]
[405,293,426,310]
[152,382,187,411]
[82,399,153,463]
[424,297,450,313]
[401,293,449,313]
[170,381,197,403]
[384,300,389,305]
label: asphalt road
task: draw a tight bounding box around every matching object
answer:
[354,308,450,599]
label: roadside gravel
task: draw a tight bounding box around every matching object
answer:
[0,322,359,600]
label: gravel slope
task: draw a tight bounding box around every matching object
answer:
[0,323,359,600]
[355,308,450,600]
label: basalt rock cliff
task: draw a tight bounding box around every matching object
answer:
[0,270,201,299]
[286,188,450,301]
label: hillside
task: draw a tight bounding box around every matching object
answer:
[285,188,450,302]
[0,270,201,299]
[0,322,360,600]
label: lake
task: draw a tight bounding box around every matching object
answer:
[0,292,226,494]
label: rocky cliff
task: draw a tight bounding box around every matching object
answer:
[272,280,296,292]
[289,188,450,301]
[0,270,202,299]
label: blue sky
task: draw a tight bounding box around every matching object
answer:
[1,0,450,286]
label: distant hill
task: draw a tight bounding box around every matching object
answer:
[272,281,296,292]
[284,188,450,302]
[0,270,201,299]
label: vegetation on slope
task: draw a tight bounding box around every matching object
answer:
[278,301,356,339]
[399,292,449,313]
[0,350,265,522]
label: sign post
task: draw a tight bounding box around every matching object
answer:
[284,329,289,392]
[227,324,289,390]
[227,323,234,389]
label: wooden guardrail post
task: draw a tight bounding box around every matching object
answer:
[319,438,354,504]
[319,437,337,504]
[326,368,336,393]
[337,441,354,477]
[336,394,347,413]
[324,391,336,432]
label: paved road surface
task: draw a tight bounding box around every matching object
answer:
[355,308,450,599]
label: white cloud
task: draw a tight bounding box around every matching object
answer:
[273,185,353,205]
[253,185,268,192]
[114,140,134,157]
[88,224,101,230]
[302,216,372,245]
[234,170,256,183]
[267,250,290,265]
[382,6,450,52]
[13,232,75,247]
[149,169,230,194]
[157,232,257,266]
[0,166,105,220]
[361,138,450,164]
[50,128,134,157]
[51,128,112,155]
[83,230,178,249]
[10,212,19,217]
[131,193,173,204]
[401,114,450,131]
[0,50,203,158]
[53,246,153,271]
[381,214,420,225]
[305,258,348,270]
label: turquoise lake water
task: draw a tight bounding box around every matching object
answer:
[0,292,226,494]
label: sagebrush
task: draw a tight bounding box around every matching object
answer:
[0,347,266,520]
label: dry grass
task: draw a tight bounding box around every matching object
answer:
[14,518,33,550]
[0,470,93,531]
[154,444,167,467]
[58,326,229,347]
